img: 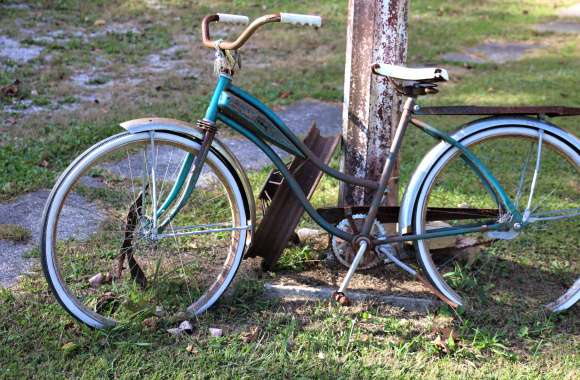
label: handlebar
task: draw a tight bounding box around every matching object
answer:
[202,13,322,50]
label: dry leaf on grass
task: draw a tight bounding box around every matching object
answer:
[241,326,260,343]
[61,342,79,357]
[143,316,159,330]
[186,344,199,354]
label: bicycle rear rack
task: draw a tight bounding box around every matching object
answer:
[414,106,580,118]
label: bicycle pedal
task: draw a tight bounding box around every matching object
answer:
[331,291,351,306]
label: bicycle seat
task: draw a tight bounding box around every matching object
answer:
[373,64,449,83]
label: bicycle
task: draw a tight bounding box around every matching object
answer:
[40,13,579,329]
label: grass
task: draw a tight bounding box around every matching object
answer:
[0,0,579,378]
[0,224,31,241]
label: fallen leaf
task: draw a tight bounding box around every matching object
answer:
[432,335,447,353]
[278,91,292,99]
[95,292,119,314]
[61,342,79,357]
[431,327,460,354]
[0,80,21,98]
[143,316,159,330]
[241,326,260,343]
[186,344,198,354]
[94,19,106,27]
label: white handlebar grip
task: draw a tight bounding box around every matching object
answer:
[280,13,322,28]
[217,13,250,25]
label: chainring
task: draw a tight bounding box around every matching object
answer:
[331,214,386,270]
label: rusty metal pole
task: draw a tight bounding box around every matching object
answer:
[339,0,409,207]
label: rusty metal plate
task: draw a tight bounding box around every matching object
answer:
[245,123,340,270]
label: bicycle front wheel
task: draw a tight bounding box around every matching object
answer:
[41,132,249,328]
[413,126,579,314]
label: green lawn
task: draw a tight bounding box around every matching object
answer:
[0,0,578,378]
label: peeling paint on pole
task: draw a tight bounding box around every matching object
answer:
[340,0,409,207]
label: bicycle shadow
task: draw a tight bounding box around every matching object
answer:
[268,245,578,332]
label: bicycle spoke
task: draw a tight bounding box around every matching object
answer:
[169,219,194,305]
[523,130,544,221]
[514,141,535,210]
[127,150,137,204]
[44,134,247,328]
[528,208,580,222]
[157,147,177,204]
[149,132,158,233]
[157,225,249,239]
[414,129,578,314]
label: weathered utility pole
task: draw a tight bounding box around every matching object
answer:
[339,0,409,207]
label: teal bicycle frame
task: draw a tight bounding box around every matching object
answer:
[156,74,520,244]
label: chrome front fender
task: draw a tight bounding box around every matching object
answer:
[399,116,579,235]
[120,117,256,243]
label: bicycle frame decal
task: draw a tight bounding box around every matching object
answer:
[218,90,304,157]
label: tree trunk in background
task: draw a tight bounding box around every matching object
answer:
[339,0,409,207]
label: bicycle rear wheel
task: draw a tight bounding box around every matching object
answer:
[413,126,579,313]
[41,132,249,328]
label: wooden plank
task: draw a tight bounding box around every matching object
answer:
[245,124,340,270]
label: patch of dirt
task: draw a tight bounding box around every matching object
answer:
[0,12,204,118]
[0,3,31,10]
[0,36,43,63]
[442,41,546,64]
[0,190,106,288]
[272,250,435,300]
[534,21,580,34]
[558,3,580,18]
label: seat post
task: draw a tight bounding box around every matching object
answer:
[359,96,416,237]
[332,96,415,305]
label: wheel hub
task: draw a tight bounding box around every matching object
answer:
[331,214,385,270]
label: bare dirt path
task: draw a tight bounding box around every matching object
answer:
[0,190,105,287]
